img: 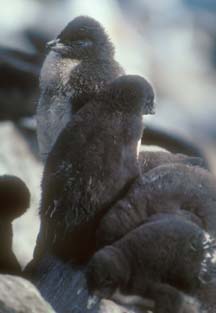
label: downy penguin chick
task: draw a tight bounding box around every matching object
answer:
[87,215,206,313]
[35,75,155,263]
[97,163,216,247]
[37,15,124,160]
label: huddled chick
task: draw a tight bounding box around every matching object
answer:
[97,163,216,248]
[34,74,155,264]
[37,15,124,160]
[33,15,216,313]
[87,214,210,313]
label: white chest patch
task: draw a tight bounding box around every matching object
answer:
[40,52,81,90]
[37,52,81,159]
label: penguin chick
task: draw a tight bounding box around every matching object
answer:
[87,215,204,313]
[0,175,30,274]
[138,150,207,174]
[35,74,155,263]
[37,15,124,160]
[97,163,216,248]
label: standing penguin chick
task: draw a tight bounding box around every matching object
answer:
[0,175,30,275]
[87,215,206,313]
[37,15,124,160]
[97,163,216,247]
[34,75,155,264]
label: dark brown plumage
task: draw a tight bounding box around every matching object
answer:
[138,150,207,174]
[97,163,216,248]
[34,75,155,264]
[87,215,207,313]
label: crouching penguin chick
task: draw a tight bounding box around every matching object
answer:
[87,215,213,313]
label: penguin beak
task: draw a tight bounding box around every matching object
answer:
[149,104,156,115]
[144,102,156,115]
[46,39,60,49]
[46,39,66,53]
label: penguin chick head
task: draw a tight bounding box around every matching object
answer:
[46,16,114,60]
[86,246,130,299]
[105,75,155,115]
[0,175,30,221]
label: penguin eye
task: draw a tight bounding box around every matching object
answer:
[73,39,93,48]
[146,96,153,104]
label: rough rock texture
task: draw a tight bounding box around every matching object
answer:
[0,274,55,313]
[32,254,216,313]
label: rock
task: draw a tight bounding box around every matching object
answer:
[0,274,55,313]
[28,254,149,313]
